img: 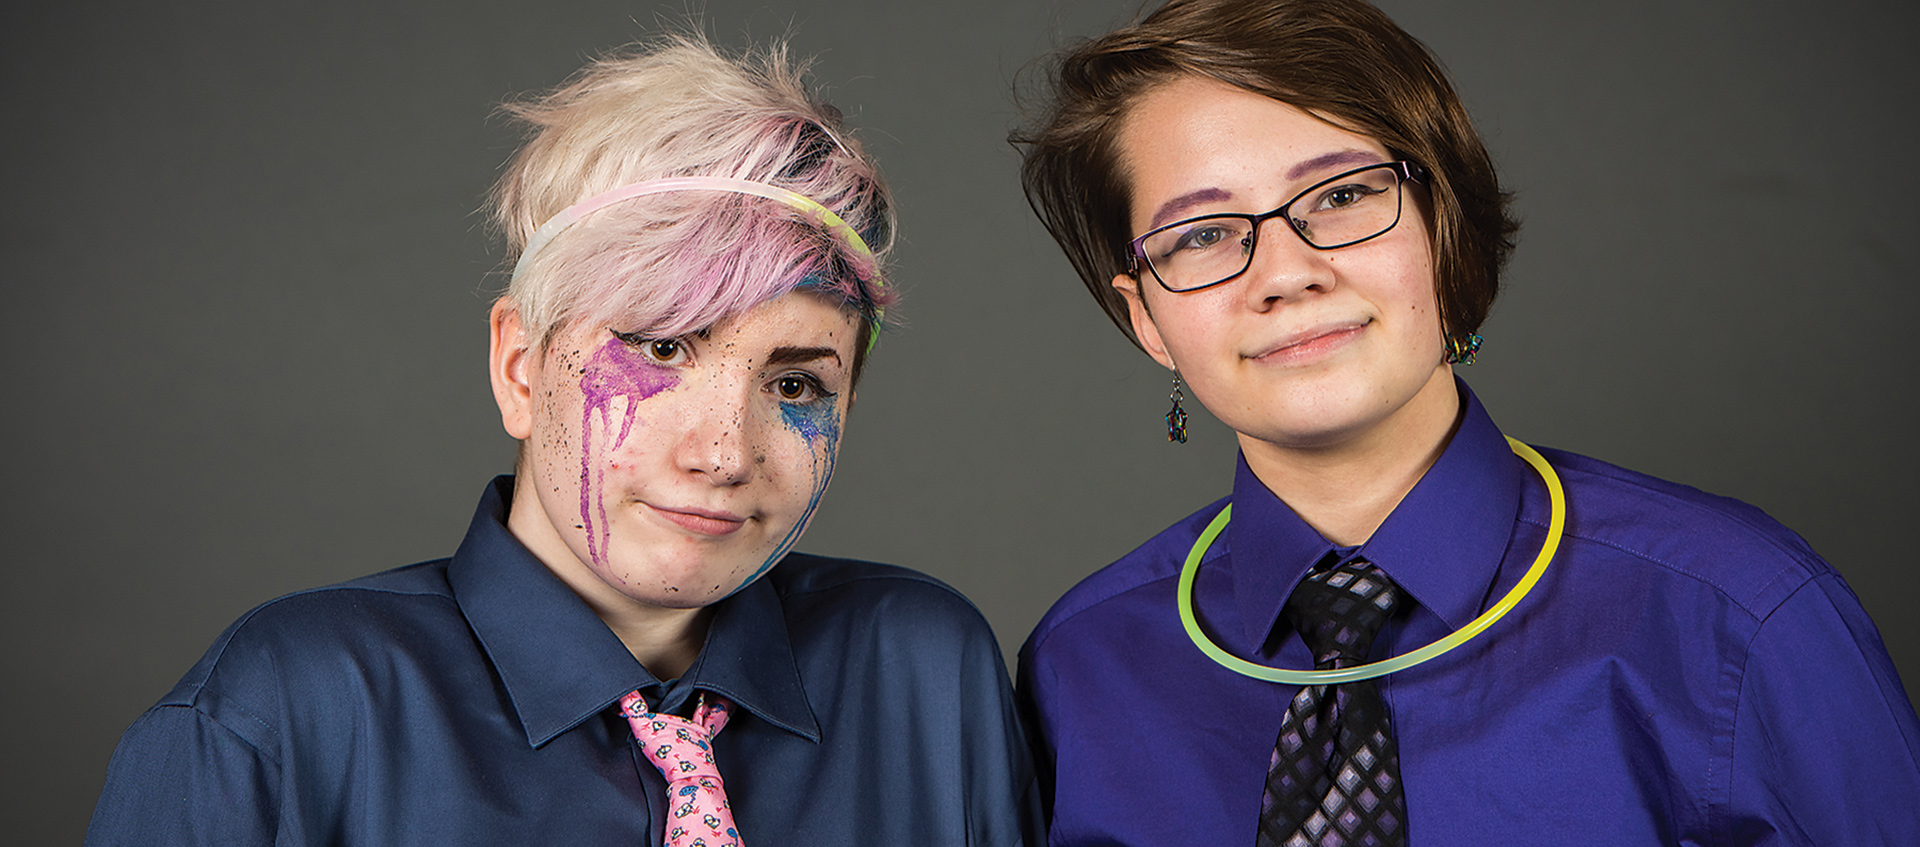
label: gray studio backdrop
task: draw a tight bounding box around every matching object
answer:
[5,0,1916,840]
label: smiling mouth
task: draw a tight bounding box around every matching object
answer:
[645,503,748,537]
[1247,321,1369,364]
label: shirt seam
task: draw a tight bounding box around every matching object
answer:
[1718,577,1812,845]
[190,582,458,694]
[1720,573,1920,844]
[1515,514,1798,623]
[1539,462,1822,596]
[180,583,459,758]
[1026,548,1228,661]
[1027,503,1231,660]
[1549,460,1806,550]
[150,700,284,768]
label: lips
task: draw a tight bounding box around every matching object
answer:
[645,503,748,537]
[1246,319,1368,364]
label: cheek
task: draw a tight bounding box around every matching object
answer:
[772,400,843,490]
[1397,258,1443,343]
[1149,290,1234,364]
[529,348,587,487]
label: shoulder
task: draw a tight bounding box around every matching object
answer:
[1023,496,1230,660]
[768,552,998,650]
[159,560,461,711]
[1537,446,1831,619]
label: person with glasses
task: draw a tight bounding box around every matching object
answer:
[85,33,1038,846]
[1013,0,1919,844]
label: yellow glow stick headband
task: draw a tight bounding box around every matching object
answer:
[509,176,887,344]
[1178,436,1565,684]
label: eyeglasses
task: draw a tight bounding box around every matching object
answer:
[1127,160,1426,293]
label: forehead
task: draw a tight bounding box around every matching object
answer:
[710,290,862,351]
[1118,76,1392,228]
[558,290,861,356]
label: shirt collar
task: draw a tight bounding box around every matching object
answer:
[448,476,820,748]
[1227,380,1525,645]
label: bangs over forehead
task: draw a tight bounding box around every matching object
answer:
[1015,0,1517,344]
[490,34,896,353]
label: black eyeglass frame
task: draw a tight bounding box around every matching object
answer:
[1126,160,1428,294]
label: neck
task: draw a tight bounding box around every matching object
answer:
[504,481,714,681]
[1238,368,1462,547]
[585,602,713,682]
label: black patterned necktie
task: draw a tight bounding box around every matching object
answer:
[1257,557,1409,847]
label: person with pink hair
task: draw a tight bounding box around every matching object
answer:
[86,34,1037,846]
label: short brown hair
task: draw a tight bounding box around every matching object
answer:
[1014,0,1518,346]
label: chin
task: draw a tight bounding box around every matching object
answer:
[590,547,758,607]
[603,567,739,608]
[1220,393,1375,446]
[628,585,731,610]
[1238,419,1374,452]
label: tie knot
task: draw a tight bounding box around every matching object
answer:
[621,691,733,785]
[1282,558,1405,668]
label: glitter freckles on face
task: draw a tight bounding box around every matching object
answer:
[579,337,679,564]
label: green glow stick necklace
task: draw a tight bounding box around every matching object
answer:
[1177,436,1566,684]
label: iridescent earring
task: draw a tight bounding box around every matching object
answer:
[1166,373,1189,444]
[1444,333,1483,366]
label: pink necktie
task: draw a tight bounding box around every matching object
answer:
[621,690,744,847]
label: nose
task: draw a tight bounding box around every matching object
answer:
[674,381,757,487]
[1240,217,1336,310]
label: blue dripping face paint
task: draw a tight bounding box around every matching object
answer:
[779,394,841,445]
[721,393,841,597]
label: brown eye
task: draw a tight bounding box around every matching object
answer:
[1313,183,1383,212]
[775,374,822,402]
[608,330,689,365]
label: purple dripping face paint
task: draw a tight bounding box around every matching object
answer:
[579,336,679,564]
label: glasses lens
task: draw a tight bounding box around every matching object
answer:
[1290,166,1404,248]
[1135,163,1411,292]
[1139,217,1256,292]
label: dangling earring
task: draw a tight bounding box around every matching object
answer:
[1444,332,1483,365]
[1166,373,1189,444]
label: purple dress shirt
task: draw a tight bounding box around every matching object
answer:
[1019,382,1920,845]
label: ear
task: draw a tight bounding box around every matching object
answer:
[488,299,536,441]
[1113,274,1177,372]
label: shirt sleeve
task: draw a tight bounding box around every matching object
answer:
[1014,639,1057,833]
[85,703,280,846]
[969,631,1045,847]
[1728,572,1920,845]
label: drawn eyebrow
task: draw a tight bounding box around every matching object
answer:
[1144,151,1386,230]
[1287,150,1385,182]
[1149,188,1234,229]
[764,346,842,368]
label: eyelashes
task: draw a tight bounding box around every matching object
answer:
[773,373,834,404]
[609,329,689,366]
[609,328,839,405]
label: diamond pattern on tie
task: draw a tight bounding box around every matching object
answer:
[1257,557,1408,847]
[622,691,744,847]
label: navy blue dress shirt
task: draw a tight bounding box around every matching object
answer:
[1020,383,1920,845]
[89,477,1038,845]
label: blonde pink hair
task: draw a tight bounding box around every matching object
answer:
[490,34,896,369]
